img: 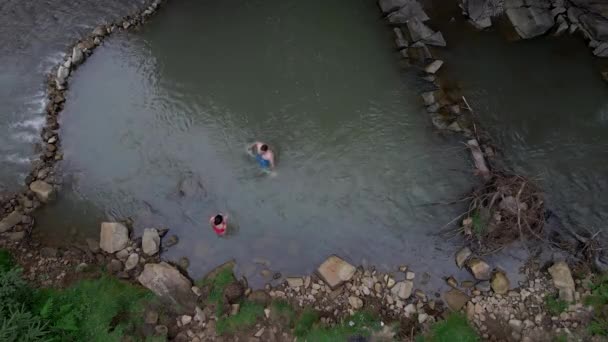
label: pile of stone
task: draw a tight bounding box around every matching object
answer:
[459,0,608,58]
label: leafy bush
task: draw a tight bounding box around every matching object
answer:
[418,313,479,342]
[196,267,236,317]
[270,300,296,326]
[293,310,381,341]
[545,295,568,316]
[0,305,49,342]
[216,301,264,335]
[0,249,14,272]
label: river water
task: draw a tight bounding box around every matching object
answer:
[3,0,605,286]
[0,0,148,192]
[430,7,608,235]
[30,0,479,284]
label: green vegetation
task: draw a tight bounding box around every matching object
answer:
[196,267,235,316]
[294,309,319,337]
[0,248,153,342]
[270,300,296,326]
[216,301,264,335]
[553,334,568,342]
[471,210,487,237]
[417,313,479,342]
[545,295,568,316]
[294,310,381,342]
[584,273,608,336]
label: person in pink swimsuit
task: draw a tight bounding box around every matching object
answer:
[209,214,227,236]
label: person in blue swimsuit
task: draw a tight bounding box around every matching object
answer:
[250,141,275,170]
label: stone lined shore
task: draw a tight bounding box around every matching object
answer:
[0,0,606,340]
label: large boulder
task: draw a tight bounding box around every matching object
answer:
[406,19,436,42]
[0,211,24,233]
[548,261,576,302]
[387,1,429,24]
[593,42,608,57]
[29,181,54,203]
[491,270,510,294]
[138,262,196,313]
[142,228,160,256]
[316,255,356,289]
[463,0,494,29]
[99,222,129,253]
[466,257,492,280]
[506,7,555,39]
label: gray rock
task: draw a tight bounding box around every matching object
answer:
[40,247,57,258]
[554,15,569,36]
[116,248,130,261]
[0,211,24,233]
[390,280,414,299]
[393,28,408,49]
[469,17,493,30]
[551,7,566,17]
[504,0,525,9]
[7,231,26,241]
[125,253,139,271]
[348,296,364,309]
[56,66,69,83]
[92,25,106,37]
[142,228,160,256]
[506,7,555,39]
[592,42,608,57]
[467,257,492,280]
[443,288,470,311]
[548,261,575,302]
[85,238,100,253]
[476,280,492,292]
[378,0,410,14]
[387,1,429,24]
[72,47,84,65]
[145,310,159,324]
[424,60,444,74]
[463,0,496,29]
[455,246,472,268]
[316,255,356,289]
[154,325,168,336]
[422,31,447,47]
[286,277,304,288]
[525,0,551,8]
[138,262,196,313]
[29,181,54,203]
[108,259,123,273]
[99,222,129,253]
[406,18,436,42]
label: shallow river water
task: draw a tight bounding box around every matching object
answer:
[32,0,480,284]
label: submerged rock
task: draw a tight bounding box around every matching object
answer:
[29,181,54,203]
[548,261,575,302]
[99,222,129,253]
[455,246,472,268]
[316,255,356,289]
[138,262,196,313]
[506,7,555,39]
[466,257,492,280]
[491,270,510,294]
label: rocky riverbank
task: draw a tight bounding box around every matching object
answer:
[0,0,606,340]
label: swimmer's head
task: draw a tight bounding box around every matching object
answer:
[214,215,223,225]
[260,144,269,152]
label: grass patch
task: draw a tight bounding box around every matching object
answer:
[0,249,154,342]
[471,210,487,237]
[0,249,14,272]
[270,300,296,326]
[584,274,608,336]
[294,309,320,337]
[216,301,264,335]
[417,313,479,342]
[545,295,568,316]
[196,267,236,317]
[294,310,381,342]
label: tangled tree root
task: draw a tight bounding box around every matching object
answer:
[458,173,545,254]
